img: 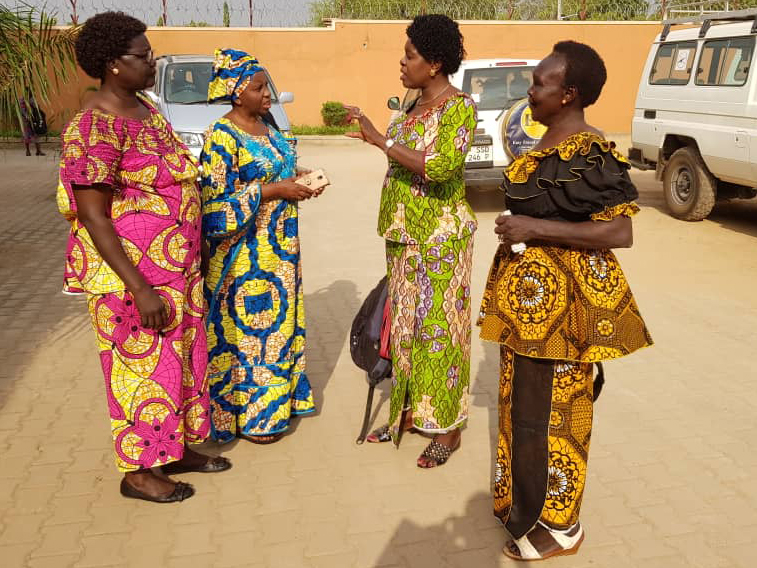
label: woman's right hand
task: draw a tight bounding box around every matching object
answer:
[132,287,167,330]
[269,179,314,202]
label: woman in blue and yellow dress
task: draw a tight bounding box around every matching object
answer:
[200,49,319,443]
[478,41,653,560]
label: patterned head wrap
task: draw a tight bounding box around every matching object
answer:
[208,48,265,103]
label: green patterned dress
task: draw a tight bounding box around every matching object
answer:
[379,92,478,444]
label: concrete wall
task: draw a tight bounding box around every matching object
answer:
[47,20,662,133]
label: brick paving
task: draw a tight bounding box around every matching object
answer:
[0,139,755,567]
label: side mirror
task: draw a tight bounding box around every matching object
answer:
[387,96,400,111]
[279,91,294,104]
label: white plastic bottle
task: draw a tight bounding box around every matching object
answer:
[501,210,527,254]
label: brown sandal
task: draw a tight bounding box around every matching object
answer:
[418,438,460,468]
[366,420,418,443]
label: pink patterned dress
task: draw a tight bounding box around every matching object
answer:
[57,96,210,472]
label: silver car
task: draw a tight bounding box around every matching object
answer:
[145,54,295,158]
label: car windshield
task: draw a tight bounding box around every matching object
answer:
[461,66,535,111]
[164,62,279,105]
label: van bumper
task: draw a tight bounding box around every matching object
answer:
[465,166,503,190]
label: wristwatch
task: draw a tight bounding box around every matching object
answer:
[384,138,395,152]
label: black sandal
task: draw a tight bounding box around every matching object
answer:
[366,424,393,443]
[367,422,419,443]
[120,478,195,503]
[418,438,460,468]
[161,455,231,475]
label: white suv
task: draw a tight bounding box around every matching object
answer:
[389,58,542,191]
[629,10,757,221]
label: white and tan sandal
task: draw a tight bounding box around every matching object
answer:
[503,521,585,561]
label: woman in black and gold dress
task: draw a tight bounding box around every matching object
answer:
[478,41,652,560]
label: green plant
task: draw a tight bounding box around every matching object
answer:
[292,124,358,136]
[320,101,348,127]
[223,2,231,27]
[0,4,78,128]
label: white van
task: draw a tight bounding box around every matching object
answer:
[389,58,542,192]
[629,9,757,220]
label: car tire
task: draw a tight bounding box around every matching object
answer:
[662,147,717,221]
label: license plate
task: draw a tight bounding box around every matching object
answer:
[467,144,492,163]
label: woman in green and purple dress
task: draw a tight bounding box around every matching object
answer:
[346,14,477,468]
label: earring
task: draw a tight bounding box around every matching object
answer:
[430,69,436,77]
[561,99,567,105]
[112,68,119,75]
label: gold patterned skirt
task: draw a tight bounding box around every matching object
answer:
[479,245,652,537]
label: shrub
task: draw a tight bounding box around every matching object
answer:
[321,101,348,126]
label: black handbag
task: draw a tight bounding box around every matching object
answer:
[350,276,392,443]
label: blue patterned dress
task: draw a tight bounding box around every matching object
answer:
[200,118,314,442]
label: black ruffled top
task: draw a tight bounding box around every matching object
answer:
[504,132,639,222]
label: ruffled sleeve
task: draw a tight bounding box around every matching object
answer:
[59,110,124,191]
[199,121,263,240]
[424,94,477,183]
[504,134,640,222]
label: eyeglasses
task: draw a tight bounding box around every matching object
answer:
[121,50,154,62]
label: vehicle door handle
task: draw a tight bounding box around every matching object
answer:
[735,131,747,148]
[643,110,656,119]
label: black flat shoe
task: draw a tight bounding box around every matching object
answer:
[119,478,195,503]
[161,455,232,475]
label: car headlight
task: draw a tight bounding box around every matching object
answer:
[176,131,203,147]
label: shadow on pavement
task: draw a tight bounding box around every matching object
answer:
[0,149,83,412]
[371,491,504,567]
[471,340,500,489]
[304,278,360,415]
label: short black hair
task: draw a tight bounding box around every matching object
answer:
[553,40,607,108]
[75,12,147,80]
[406,14,465,76]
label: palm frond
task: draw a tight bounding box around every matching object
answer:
[0,3,79,129]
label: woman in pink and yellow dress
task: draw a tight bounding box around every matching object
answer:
[57,12,230,503]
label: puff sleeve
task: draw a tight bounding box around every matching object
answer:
[199,122,263,240]
[505,140,640,222]
[424,94,477,183]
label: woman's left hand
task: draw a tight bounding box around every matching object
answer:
[494,213,540,245]
[343,105,384,148]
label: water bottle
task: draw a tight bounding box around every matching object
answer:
[501,210,526,254]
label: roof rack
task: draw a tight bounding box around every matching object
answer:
[660,8,757,41]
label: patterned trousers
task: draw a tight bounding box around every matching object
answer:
[385,235,473,445]
[494,346,594,538]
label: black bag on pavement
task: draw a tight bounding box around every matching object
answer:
[350,276,392,443]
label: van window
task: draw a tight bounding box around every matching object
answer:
[696,36,754,86]
[461,67,535,111]
[649,41,697,85]
[164,62,279,104]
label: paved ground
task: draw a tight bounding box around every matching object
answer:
[0,138,756,568]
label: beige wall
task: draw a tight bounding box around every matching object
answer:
[47,20,662,133]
